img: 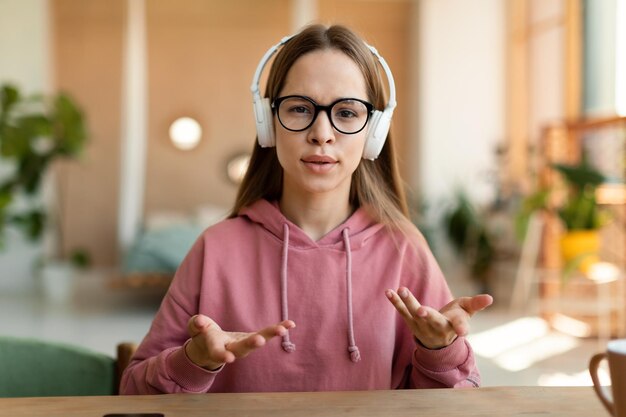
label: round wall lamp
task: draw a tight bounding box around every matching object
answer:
[226,152,251,185]
[169,117,202,150]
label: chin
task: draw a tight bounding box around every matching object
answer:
[298,178,350,196]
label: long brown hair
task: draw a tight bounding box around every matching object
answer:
[231,24,411,232]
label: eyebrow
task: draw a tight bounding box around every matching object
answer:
[290,95,368,105]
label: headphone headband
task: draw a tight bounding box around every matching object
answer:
[366,45,397,113]
[250,35,295,99]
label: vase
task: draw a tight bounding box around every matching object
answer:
[560,230,600,274]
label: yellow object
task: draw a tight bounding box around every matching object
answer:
[560,230,600,273]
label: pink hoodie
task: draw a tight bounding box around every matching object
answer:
[121,199,480,394]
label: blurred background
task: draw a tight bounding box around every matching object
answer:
[0,0,625,387]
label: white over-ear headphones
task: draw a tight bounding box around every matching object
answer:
[250,34,397,161]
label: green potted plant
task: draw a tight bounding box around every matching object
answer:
[551,158,611,274]
[442,190,495,293]
[0,83,90,298]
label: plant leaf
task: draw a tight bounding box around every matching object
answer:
[0,84,20,116]
[551,162,605,190]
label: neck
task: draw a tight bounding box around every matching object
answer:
[279,191,353,241]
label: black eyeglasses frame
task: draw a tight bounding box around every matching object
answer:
[271,95,375,135]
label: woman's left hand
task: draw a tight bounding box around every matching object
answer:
[386,287,493,350]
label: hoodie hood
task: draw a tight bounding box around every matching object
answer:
[239,198,385,363]
[239,199,384,250]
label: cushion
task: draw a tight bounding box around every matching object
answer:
[0,336,115,397]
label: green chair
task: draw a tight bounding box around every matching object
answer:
[0,336,136,397]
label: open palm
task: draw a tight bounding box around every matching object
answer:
[185,315,296,370]
[386,287,493,349]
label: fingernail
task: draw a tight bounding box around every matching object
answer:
[385,290,393,299]
[399,288,408,298]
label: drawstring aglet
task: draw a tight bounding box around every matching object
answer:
[282,340,296,353]
[348,345,361,362]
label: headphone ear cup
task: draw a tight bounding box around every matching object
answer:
[363,109,391,160]
[254,97,275,147]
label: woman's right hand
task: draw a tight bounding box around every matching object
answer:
[185,314,296,371]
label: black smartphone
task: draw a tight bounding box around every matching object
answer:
[103,414,164,417]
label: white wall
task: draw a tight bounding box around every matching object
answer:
[528,0,565,144]
[0,0,51,293]
[0,0,51,93]
[415,0,505,294]
[418,0,505,209]
[583,0,617,116]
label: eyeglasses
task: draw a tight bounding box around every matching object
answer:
[272,95,374,135]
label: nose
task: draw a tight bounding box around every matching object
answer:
[307,110,335,145]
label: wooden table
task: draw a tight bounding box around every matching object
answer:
[0,386,607,417]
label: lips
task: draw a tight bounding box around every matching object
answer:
[301,155,338,174]
[301,155,337,164]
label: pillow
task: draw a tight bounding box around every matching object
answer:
[123,223,204,274]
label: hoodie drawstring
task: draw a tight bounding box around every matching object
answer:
[342,228,361,362]
[279,223,360,362]
[280,224,296,353]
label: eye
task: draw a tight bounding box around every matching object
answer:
[336,109,358,119]
[282,97,314,115]
[289,105,311,114]
[333,100,366,119]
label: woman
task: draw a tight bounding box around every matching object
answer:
[121,24,492,394]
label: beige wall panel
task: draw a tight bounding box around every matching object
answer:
[506,0,530,189]
[145,0,291,215]
[53,0,124,266]
[318,0,413,179]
